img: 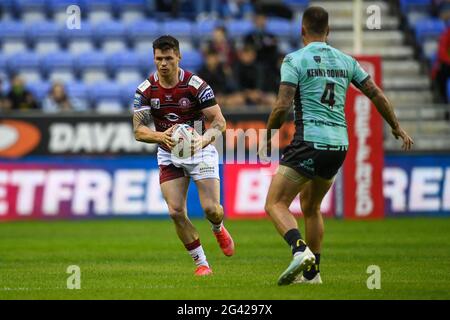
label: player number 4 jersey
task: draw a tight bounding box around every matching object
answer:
[281,42,370,146]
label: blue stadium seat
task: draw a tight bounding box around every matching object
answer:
[27,21,62,53]
[283,0,309,10]
[161,20,193,39]
[42,51,75,81]
[407,11,428,28]
[42,51,74,69]
[27,20,60,38]
[14,0,48,15]
[0,21,27,39]
[266,18,294,38]
[94,20,127,53]
[61,21,94,41]
[226,20,254,38]
[115,0,147,18]
[1,0,15,11]
[122,82,140,106]
[85,0,114,9]
[66,81,89,99]
[48,0,85,9]
[8,52,42,82]
[61,21,95,54]
[26,81,51,101]
[194,20,219,40]
[108,51,142,70]
[128,20,160,40]
[108,51,144,83]
[89,82,123,100]
[77,51,108,69]
[85,0,114,23]
[9,52,41,70]
[180,50,203,72]
[447,79,450,103]
[115,0,147,9]
[400,0,431,13]
[89,81,124,112]
[0,54,8,73]
[415,19,446,43]
[77,51,109,83]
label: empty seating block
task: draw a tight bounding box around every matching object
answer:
[128,20,161,52]
[77,51,109,83]
[226,20,254,38]
[400,0,431,13]
[94,20,127,53]
[42,51,75,82]
[415,19,446,43]
[0,21,28,54]
[27,21,62,54]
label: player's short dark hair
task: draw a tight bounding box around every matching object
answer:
[153,35,180,54]
[302,6,329,36]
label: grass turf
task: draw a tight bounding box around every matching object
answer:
[0,217,449,300]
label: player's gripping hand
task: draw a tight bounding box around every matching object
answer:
[190,136,208,157]
[160,126,177,150]
[391,126,414,151]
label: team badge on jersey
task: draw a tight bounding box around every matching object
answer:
[198,86,214,103]
[314,56,321,64]
[151,98,160,109]
[133,93,142,109]
[165,113,180,122]
[179,97,191,108]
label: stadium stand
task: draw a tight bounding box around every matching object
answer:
[0,0,448,150]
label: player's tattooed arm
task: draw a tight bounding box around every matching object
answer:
[259,84,296,159]
[360,78,400,129]
[200,104,226,148]
[133,109,151,133]
[133,110,175,148]
[265,83,296,137]
[360,78,414,150]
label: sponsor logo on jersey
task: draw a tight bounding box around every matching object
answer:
[283,55,292,63]
[165,94,173,102]
[164,113,180,122]
[179,97,191,108]
[0,120,41,158]
[188,75,204,89]
[133,93,142,109]
[198,86,214,103]
[299,158,314,172]
[151,98,160,109]
[137,80,151,93]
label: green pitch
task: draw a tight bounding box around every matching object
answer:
[0,217,449,300]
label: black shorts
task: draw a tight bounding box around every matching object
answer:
[280,140,347,180]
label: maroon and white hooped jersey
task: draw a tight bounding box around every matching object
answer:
[133,68,217,151]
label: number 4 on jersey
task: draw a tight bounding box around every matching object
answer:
[321,83,335,108]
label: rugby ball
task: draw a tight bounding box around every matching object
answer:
[171,124,200,159]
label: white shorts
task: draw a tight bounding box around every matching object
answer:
[157,144,220,183]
